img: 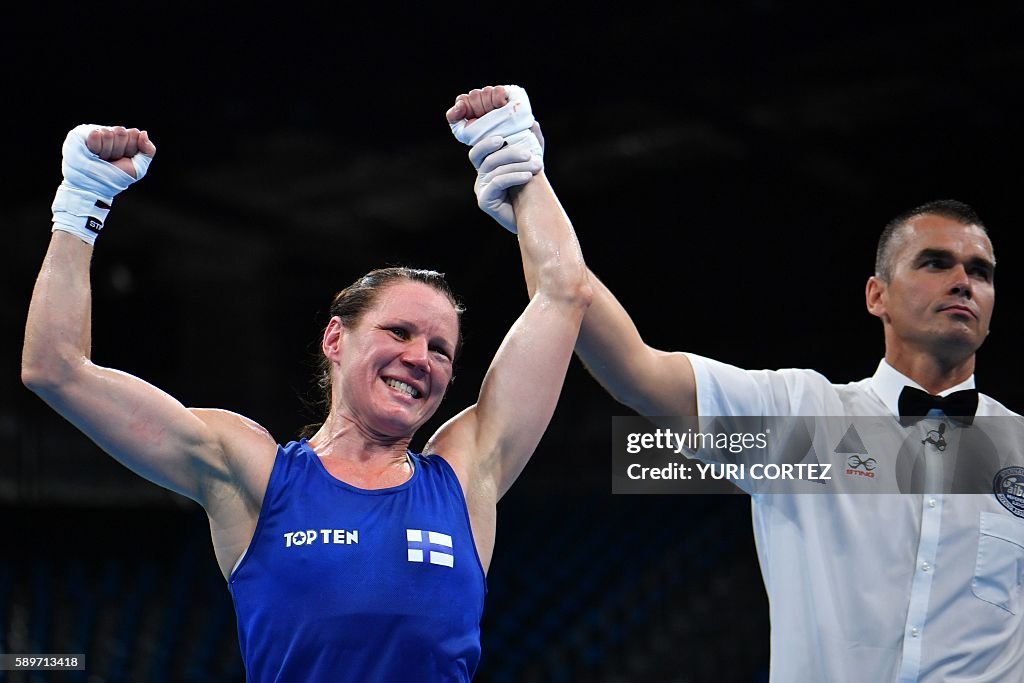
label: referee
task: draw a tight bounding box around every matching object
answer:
[460,87,1024,682]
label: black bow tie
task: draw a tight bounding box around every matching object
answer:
[898,386,978,426]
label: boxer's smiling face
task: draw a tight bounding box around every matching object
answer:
[327,281,459,440]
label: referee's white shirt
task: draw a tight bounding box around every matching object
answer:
[686,354,1024,683]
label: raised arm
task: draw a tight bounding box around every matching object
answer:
[431,86,591,504]
[457,98,698,419]
[21,126,274,518]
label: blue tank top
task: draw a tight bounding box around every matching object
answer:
[229,439,486,682]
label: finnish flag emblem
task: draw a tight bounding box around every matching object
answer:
[406,529,454,567]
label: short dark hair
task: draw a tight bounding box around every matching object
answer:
[874,199,988,281]
[300,267,465,438]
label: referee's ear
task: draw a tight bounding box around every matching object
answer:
[865,275,888,321]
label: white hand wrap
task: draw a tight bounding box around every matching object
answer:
[450,86,545,233]
[51,124,153,245]
[450,85,543,167]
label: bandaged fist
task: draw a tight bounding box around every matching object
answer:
[84,126,156,178]
[447,85,544,233]
[448,85,544,168]
[445,85,511,125]
[52,124,157,245]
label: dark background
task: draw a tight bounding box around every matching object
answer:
[3,3,1023,681]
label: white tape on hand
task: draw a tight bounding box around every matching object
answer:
[50,124,153,245]
[450,85,543,168]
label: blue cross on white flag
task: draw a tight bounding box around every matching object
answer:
[406,529,454,567]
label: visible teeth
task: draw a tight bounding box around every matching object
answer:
[385,378,419,398]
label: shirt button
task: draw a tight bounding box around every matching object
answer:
[911,627,920,638]
[928,498,937,508]
[921,561,931,572]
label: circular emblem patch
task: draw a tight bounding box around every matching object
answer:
[993,467,1024,518]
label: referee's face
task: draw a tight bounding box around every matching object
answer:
[868,214,995,361]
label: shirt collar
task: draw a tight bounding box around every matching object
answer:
[869,359,976,418]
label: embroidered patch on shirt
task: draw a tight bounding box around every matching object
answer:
[994,467,1024,519]
[406,529,454,567]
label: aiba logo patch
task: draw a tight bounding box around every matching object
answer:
[993,467,1024,519]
